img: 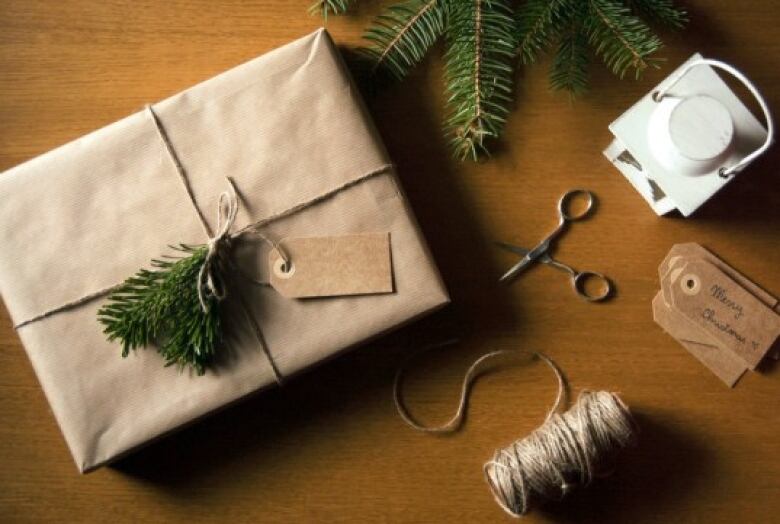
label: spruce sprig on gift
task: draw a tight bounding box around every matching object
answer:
[312,0,687,160]
[97,244,222,375]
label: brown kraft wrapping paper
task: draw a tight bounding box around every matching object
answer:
[0,29,449,472]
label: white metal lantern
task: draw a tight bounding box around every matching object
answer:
[604,54,774,216]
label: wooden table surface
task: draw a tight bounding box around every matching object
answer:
[1,1,778,522]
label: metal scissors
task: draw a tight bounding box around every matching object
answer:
[496,189,613,302]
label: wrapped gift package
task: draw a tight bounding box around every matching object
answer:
[0,29,449,472]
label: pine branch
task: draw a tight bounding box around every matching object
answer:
[444,0,516,161]
[97,245,222,375]
[550,24,590,94]
[516,0,574,64]
[302,0,687,161]
[585,0,663,79]
[627,0,687,29]
[310,0,354,19]
[361,0,446,82]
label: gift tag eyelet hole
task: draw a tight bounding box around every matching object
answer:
[681,273,700,295]
[274,258,295,279]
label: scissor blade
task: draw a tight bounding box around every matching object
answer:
[498,256,534,283]
[496,241,533,283]
[494,241,530,256]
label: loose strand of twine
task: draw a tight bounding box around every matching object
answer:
[394,346,637,518]
[393,343,568,433]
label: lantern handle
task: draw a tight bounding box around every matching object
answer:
[653,58,774,178]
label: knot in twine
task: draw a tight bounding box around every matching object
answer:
[394,346,638,518]
[196,179,238,313]
[195,177,291,314]
[143,102,295,315]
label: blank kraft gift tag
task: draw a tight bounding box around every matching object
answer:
[268,233,394,298]
[665,259,780,369]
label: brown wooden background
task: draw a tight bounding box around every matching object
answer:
[1,1,778,522]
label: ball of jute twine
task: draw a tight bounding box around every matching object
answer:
[393,343,638,518]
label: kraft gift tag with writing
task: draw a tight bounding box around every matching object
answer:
[268,233,394,299]
[652,292,748,386]
[654,243,780,387]
[660,244,780,323]
[659,243,780,360]
[664,260,780,369]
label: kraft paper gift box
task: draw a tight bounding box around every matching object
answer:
[0,29,449,472]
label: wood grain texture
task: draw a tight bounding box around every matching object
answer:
[0,1,778,522]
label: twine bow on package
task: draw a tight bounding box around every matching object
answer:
[0,29,449,472]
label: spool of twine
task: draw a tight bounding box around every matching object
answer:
[394,345,638,518]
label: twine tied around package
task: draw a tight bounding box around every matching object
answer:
[155,146,289,314]
[14,105,395,382]
[394,345,638,517]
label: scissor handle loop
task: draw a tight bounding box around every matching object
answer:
[558,189,595,221]
[652,58,774,178]
[573,271,612,302]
